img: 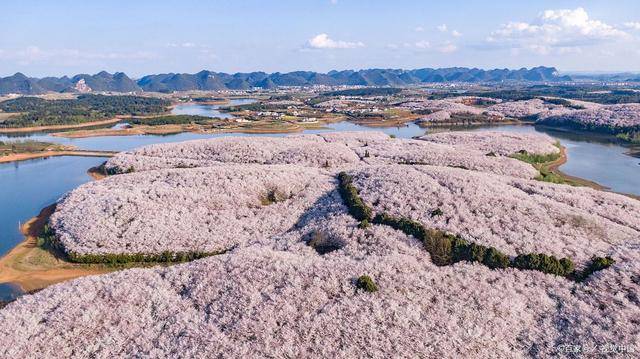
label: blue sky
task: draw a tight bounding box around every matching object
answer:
[1,0,639,77]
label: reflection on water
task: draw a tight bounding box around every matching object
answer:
[171,98,257,119]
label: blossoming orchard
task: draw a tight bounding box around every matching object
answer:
[1,131,638,357]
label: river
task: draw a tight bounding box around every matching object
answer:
[1,102,639,299]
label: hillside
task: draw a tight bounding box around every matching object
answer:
[0,72,141,95]
[1,131,637,357]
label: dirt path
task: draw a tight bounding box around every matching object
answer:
[0,150,117,164]
[0,117,125,134]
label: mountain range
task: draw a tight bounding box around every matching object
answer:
[0,67,572,95]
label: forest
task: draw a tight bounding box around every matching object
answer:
[0,94,170,128]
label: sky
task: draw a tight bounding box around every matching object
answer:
[1,0,640,77]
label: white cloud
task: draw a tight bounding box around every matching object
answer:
[198,48,217,60]
[435,24,461,38]
[414,40,431,49]
[414,26,425,32]
[0,46,157,66]
[624,22,640,30]
[402,40,459,54]
[488,7,630,54]
[330,0,338,4]
[166,42,200,48]
[306,34,364,49]
[438,43,458,53]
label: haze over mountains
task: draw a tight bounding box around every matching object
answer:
[0,67,572,95]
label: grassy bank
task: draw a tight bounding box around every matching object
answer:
[510,144,607,189]
[0,205,115,292]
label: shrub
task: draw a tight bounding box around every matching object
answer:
[307,231,344,255]
[66,250,217,265]
[511,253,575,277]
[129,115,213,126]
[372,213,427,240]
[337,172,372,222]
[575,256,615,281]
[356,275,378,293]
[454,242,486,263]
[423,229,454,266]
[510,150,561,165]
[535,168,565,184]
[482,247,511,269]
[430,208,444,217]
[260,188,288,206]
[449,239,511,269]
[358,219,370,229]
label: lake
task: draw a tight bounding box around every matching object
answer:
[0,156,109,255]
[0,283,23,303]
[1,107,639,262]
[465,125,640,196]
[170,98,256,119]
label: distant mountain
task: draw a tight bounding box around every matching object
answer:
[0,73,45,94]
[0,67,571,95]
[135,66,571,92]
[567,72,640,82]
[0,71,140,95]
[70,71,141,92]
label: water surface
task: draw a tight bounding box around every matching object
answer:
[0,156,107,255]
[465,125,640,196]
[171,98,257,119]
[0,283,23,302]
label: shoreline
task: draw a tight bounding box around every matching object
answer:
[0,117,125,134]
[48,116,348,138]
[547,146,606,190]
[0,150,117,164]
[0,205,113,293]
[52,124,189,138]
[87,163,108,180]
[416,119,526,129]
[539,145,640,201]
